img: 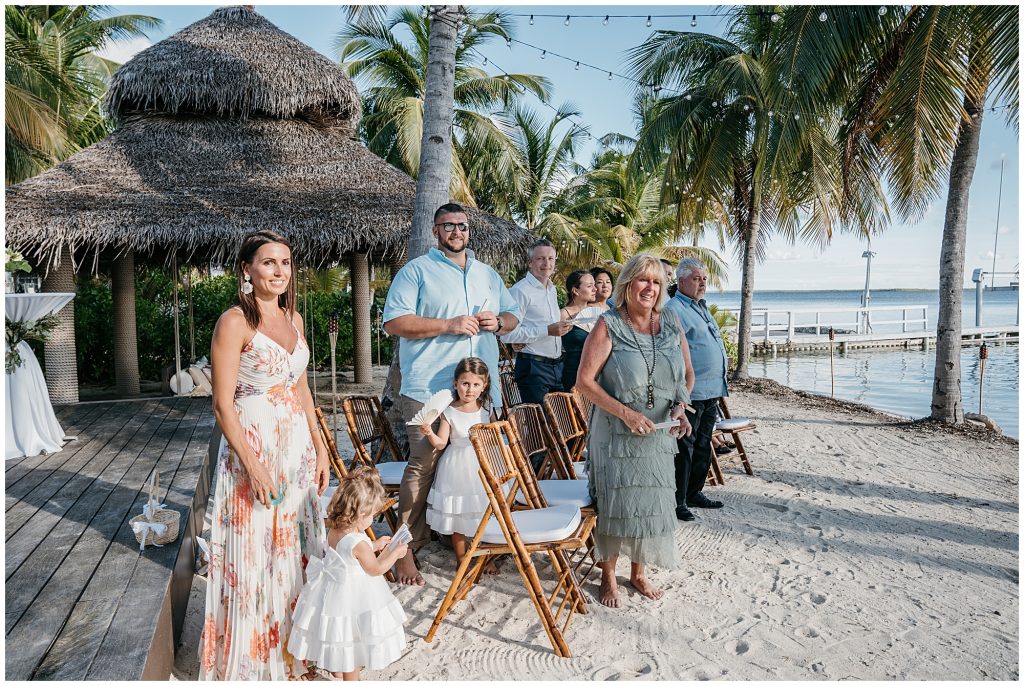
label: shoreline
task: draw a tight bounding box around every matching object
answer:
[172,371,1018,680]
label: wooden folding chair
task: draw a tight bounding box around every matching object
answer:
[315,406,400,582]
[498,339,517,369]
[543,392,588,479]
[505,409,598,589]
[498,365,524,418]
[569,386,593,426]
[340,395,408,496]
[425,421,595,658]
[707,397,755,482]
[508,403,568,480]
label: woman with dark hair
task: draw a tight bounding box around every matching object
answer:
[559,270,599,391]
[589,267,614,311]
[201,230,330,680]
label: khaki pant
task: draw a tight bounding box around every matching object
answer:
[397,395,442,550]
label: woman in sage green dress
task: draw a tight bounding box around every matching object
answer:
[576,254,694,608]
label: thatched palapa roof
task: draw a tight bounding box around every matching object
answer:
[5,6,531,269]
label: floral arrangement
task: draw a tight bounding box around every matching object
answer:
[5,248,31,274]
[5,314,59,373]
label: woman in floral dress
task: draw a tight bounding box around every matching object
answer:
[201,231,330,680]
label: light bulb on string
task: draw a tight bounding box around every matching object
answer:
[575,61,580,70]
[506,38,511,48]
[529,14,534,25]
[608,72,613,81]
[646,15,652,27]
[540,50,546,59]
[603,15,609,25]
[878,6,887,16]
[564,15,570,26]
[483,57,488,65]
[712,101,718,107]
[743,104,750,111]
[771,13,780,22]
[691,15,697,27]
[794,113,800,120]
[819,10,828,21]
[685,93,692,101]
[768,110,774,117]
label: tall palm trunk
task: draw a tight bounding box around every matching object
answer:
[930,66,989,423]
[732,208,759,381]
[349,252,372,385]
[408,5,461,260]
[385,5,463,454]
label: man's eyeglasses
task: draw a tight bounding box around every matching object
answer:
[435,222,470,234]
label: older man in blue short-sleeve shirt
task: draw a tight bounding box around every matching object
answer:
[383,202,520,585]
[664,257,729,522]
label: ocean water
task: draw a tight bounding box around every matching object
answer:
[706,289,1019,439]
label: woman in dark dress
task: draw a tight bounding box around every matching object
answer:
[559,270,599,391]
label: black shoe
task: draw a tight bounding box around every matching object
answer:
[687,493,724,509]
[675,506,695,521]
[715,442,735,455]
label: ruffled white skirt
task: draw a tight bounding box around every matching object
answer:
[289,561,407,673]
[426,442,490,537]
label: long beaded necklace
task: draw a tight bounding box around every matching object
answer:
[623,308,657,409]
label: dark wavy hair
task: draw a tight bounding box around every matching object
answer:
[564,269,593,306]
[453,356,492,409]
[235,230,296,331]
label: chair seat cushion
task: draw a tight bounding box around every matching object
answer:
[716,418,754,431]
[376,461,408,485]
[481,503,582,545]
[573,462,588,479]
[514,480,592,508]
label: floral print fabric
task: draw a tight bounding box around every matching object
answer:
[200,326,326,680]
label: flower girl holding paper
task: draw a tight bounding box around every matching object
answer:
[420,357,499,574]
[289,468,408,680]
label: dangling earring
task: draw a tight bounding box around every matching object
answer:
[241,273,254,295]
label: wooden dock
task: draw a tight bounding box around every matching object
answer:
[752,326,1019,355]
[5,397,216,680]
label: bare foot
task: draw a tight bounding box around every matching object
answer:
[599,577,621,608]
[395,551,424,586]
[628,575,664,601]
[482,559,500,575]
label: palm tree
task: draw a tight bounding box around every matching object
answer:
[541,140,729,286]
[627,6,880,379]
[5,5,160,184]
[803,5,1018,423]
[336,6,551,205]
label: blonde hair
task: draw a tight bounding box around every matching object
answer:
[612,253,669,313]
[325,467,384,530]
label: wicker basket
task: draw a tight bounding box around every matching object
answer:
[130,472,180,551]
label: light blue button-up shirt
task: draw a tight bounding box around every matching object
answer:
[664,291,729,401]
[383,248,520,407]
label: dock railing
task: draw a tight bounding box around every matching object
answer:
[720,305,929,343]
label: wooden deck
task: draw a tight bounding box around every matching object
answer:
[5,397,217,680]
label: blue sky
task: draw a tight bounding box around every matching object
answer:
[106,3,1020,291]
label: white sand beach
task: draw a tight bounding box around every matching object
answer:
[173,377,1018,680]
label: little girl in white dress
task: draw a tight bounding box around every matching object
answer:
[421,357,497,574]
[289,468,408,680]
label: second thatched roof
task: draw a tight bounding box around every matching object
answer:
[4,6,533,270]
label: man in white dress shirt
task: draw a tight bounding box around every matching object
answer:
[501,239,573,404]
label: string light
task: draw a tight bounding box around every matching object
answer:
[646,15,652,27]
[878,6,887,16]
[564,15,570,26]
[691,15,697,27]
[529,14,534,25]
[603,15,609,25]
[771,13,780,22]
[541,50,546,59]
[608,71,613,80]
[819,10,828,21]
[575,61,580,70]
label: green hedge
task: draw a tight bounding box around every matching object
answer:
[74,266,394,385]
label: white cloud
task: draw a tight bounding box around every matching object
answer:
[998,225,1012,235]
[96,37,151,66]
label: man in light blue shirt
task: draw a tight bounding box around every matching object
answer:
[382,202,520,584]
[664,257,729,521]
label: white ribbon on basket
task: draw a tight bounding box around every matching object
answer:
[143,501,167,518]
[132,520,168,551]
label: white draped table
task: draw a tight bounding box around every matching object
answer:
[6,293,75,459]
